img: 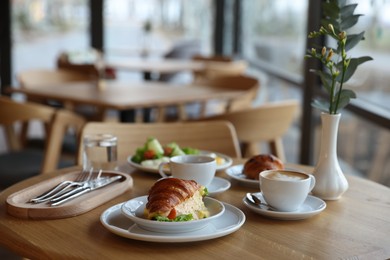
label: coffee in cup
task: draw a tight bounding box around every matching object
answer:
[265,171,308,181]
[158,155,216,187]
[259,170,316,212]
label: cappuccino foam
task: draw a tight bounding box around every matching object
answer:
[266,171,307,181]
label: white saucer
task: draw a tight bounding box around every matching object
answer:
[100,202,246,242]
[207,177,231,196]
[225,164,258,188]
[225,165,307,189]
[243,192,326,220]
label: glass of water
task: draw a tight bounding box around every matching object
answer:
[83,134,118,171]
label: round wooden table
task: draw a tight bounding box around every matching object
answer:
[0,159,389,259]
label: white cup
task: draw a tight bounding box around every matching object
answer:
[158,155,216,187]
[83,134,118,171]
[259,170,316,212]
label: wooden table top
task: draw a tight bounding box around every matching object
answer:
[106,57,207,73]
[1,159,389,259]
[8,80,246,111]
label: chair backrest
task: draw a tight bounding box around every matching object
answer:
[43,109,86,172]
[200,100,299,160]
[0,96,85,174]
[192,54,233,82]
[0,96,55,151]
[57,52,99,78]
[193,57,248,83]
[57,52,117,79]
[198,74,260,117]
[192,54,233,63]
[77,120,241,165]
[18,69,94,89]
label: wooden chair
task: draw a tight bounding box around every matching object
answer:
[0,96,85,189]
[56,52,116,80]
[154,75,259,123]
[191,54,233,82]
[192,54,233,62]
[199,100,299,160]
[192,55,248,83]
[77,120,241,165]
[196,74,260,119]
[158,74,259,122]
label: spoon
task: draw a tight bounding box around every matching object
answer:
[245,193,277,211]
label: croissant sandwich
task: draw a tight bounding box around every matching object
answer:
[144,178,209,222]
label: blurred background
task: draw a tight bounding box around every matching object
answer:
[1,0,389,186]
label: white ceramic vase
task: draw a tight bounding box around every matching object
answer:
[312,112,348,200]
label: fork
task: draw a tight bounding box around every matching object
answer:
[29,169,94,203]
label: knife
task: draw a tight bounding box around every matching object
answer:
[50,175,122,206]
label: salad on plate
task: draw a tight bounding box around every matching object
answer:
[130,137,228,170]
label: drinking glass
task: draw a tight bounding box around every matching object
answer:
[83,134,118,171]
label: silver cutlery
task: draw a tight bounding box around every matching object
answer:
[49,174,108,203]
[30,169,96,203]
[245,193,277,211]
[50,175,122,206]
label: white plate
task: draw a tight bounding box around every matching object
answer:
[225,164,259,188]
[207,177,231,196]
[243,192,327,220]
[100,202,246,242]
[121,196,225,233]
[127,150,233,174]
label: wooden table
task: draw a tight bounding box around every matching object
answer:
[1,159,389,259]
[62,56,237,121]
[107,57,206,74]
[8,80,247,122]
[69,56,229,75]
[105,57,208,121]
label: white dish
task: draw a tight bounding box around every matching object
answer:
[225,164,259,188]
[207,177,231,196]
[225,164,303,188]
[100,202,245,242]
[243,192,326,220]
[121,196,225,233]
[127,150,233,174]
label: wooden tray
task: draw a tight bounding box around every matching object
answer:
[6,170,133,220]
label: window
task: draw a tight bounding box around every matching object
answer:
[240,0,308,163]
[241,0,308,76]
[12,0,89,84]
[240,0,389,186]
[104,0,214,57]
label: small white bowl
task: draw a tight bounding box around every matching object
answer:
[121,195,225,233]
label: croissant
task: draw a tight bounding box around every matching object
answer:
[243,154,284,180]
[144,178,209,221]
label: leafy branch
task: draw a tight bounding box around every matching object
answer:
[305,0,373,114]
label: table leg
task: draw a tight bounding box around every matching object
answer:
[119,109,136,122]
[142,71,153,122]
[143,108,152,122]
[143,71,152,81]
[119,71,152,122]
